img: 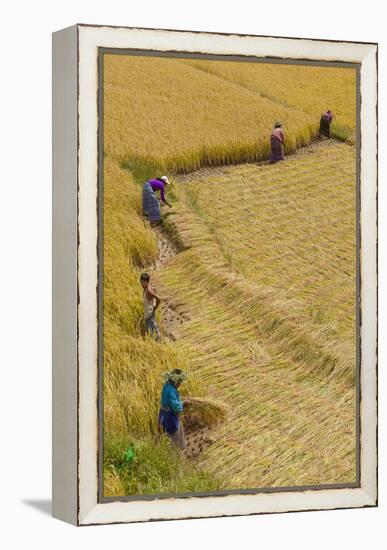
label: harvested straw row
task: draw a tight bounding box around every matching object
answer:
[174,141,356,343]
[149,143,357,487]
[183,396,232,427]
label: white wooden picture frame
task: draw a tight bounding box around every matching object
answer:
[52,24,377,526]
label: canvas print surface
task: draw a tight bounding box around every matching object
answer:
[100,52,358,498]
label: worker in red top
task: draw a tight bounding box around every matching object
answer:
[319,110,334,139]
[269,122,285,163]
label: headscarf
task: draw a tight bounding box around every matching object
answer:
[164,369,187,385]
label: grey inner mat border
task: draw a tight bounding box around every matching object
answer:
[97,48,361,503]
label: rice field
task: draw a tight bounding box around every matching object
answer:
[183,59,357,140]
[103,159,224,495]
[102,54,358,496]
[103,55,356,173]
[154,141,357,487]
[176,140,357,345]
[104,55,316,172]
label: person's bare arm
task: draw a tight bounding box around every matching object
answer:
[160,185,172,207]
[164,191,173,208]
[146,287,161,310]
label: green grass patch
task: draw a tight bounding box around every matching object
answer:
[104,435,226,496]
[121,156,164,185]
[331,123,354,143]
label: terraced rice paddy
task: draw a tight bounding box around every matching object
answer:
[102,54,357,496]
[176,140,357,345]
[155,141,357,488]
[103,55,357,173]
[183,59,356,140]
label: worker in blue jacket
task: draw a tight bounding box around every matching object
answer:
[158,369,188,449]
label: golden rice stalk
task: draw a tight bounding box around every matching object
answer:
[183,396,232,427]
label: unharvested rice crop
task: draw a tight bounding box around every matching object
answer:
[103,55,315,172]
[183,59,357,140]
[103,55,356,174]
[103,158,226,496]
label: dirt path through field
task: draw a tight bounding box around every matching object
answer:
[149,226,190,342]
[148,225,215,458]
[177,137,346,184]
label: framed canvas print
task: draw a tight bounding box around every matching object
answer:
[52,24,378,525]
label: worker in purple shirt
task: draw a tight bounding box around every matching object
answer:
[148,176,173,208]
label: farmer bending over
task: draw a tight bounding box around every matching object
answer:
[158,369,188,449]
[140,272,161,340]
[149,176,173,208]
